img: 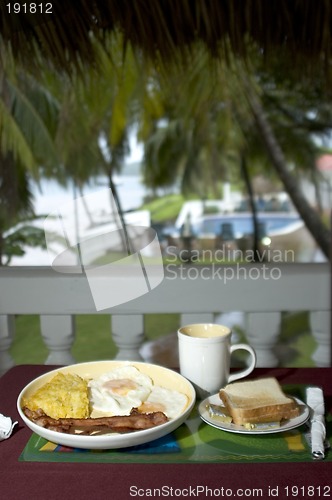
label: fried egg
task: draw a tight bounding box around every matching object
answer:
[138,385,188,419]
[88,365,153,415]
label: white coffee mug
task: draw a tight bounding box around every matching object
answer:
[178,323,256,399]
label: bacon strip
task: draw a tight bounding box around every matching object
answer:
[22,407,168,435]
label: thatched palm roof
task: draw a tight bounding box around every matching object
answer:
[1,0,332,77]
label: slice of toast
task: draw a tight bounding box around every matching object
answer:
[219,377,300,426]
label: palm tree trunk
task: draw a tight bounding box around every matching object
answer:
[244,82,330,260]
[108,174,132,256]
[0,232,3,265]
[311,169,323,215]
[77,183,96,228]
[240,153,261,260]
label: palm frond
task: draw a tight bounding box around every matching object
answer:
[6,79,59,169]
[1,1,331,82]
[0,98,36,171]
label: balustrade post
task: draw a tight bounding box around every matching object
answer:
[310,311,330,367]
[112,314,144,360]
[0,315,15,375]
[245,312,281,367]
[40,315,76,365]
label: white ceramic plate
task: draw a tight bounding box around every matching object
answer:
[198,393,310,434]
[17,360,196,449]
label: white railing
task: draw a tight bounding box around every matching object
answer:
[0,263,330,374]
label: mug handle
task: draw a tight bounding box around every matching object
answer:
[228,344,257,383]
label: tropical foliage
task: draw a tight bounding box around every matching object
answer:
[0,21,332,262]
[3,1,332,85]
[0,43,60,263]
[139,48,331,257]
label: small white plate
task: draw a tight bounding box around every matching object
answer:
[17,360,196,449]
[198,393,310,434]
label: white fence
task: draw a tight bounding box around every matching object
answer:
[0,263,330,374]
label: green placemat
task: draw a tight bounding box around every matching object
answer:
[19,384,332,464]
[19,406,332,464]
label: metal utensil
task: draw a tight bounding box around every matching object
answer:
[306,386,327,460]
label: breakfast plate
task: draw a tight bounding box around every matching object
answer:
[198,393,310,435]
[17,360,196,449]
